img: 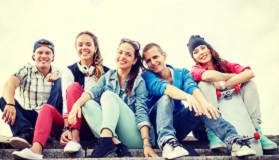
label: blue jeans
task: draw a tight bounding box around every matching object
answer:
[0,78,62,136]
[149,95,241,150]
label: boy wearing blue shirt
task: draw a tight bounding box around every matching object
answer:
[141,43,256,159]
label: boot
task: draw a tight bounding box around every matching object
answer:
[207,129,226,149]
[256,126,277,150]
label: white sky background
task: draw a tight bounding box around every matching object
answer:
[0,0,279,134]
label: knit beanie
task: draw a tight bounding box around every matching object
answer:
[187,35,209,57]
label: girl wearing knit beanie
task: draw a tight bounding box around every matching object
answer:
[187,35,277,151]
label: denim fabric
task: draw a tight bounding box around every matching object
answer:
[47,78,63,114]
[150,95,242,150]
[85,70,152,130]
[142,64,199,112]
[0,78,62,136]
[83,91,155,148]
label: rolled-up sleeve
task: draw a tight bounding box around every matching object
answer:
[141,71,169,96]
[84,74,106,99]
[134,79,151,130]
[182,68,199,94]
[190,65,207,82]
[225,61,251,74]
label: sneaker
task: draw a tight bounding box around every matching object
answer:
[162,138,189,159]
[88,137,117,158]
[12,148,43,159]
[116,143,132,157]
[0,135,11,143]
[256,126,278,150]
[0,115,13,143]
[207,129,227,149]
[9,137,32,150]
[231,139,256,156]
[64,141,82,153]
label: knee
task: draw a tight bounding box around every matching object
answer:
[156,95,174,111]
[198,81,215,92]
[243,80,257,89]
[40,104,55,113]
[100,90,116,104]
[83,100,100,111]
[66,82,82,94]
[158,95,172,103]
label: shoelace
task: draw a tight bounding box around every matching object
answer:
[93,139,104,153]
[168,140,182,151]
[236,139,251,148]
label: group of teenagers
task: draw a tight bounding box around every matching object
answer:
[0,31,277,159]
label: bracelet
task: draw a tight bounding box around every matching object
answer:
[62,126,72,132]
[143,144,151,148]
[142,136,150,140]
[6,103,15,107]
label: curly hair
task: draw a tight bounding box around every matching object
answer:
[206,45,231,73]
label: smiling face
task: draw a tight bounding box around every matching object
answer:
[75,34,97,64]
[143,46,167,74]
[192,45,212,65]
[115,42,138,70]
[32,45,54,70]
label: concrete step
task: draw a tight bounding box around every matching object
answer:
[1,135,278,159]
[1,135,279,149]
[0,148,278,159]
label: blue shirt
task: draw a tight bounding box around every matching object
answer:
[141,64,199,112]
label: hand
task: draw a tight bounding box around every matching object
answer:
[214,82,222,90]
[185,94,203,116]
[68,103,82,125]
[47,74,60,83]
[201,102,221,120]
[143,146,158,158]
[2,105,16,125]
[60,130,72,146]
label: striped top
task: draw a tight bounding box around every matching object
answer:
[13,63,61,112]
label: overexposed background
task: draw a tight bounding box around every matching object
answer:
[0,0,278,135]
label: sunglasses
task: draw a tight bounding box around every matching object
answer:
[121,38,140,50]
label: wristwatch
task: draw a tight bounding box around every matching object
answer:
[62,126,72,132]
[219,81,226,90]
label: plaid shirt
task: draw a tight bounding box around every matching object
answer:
[13,63,61,112]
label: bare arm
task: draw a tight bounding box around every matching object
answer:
[164,84,202,115]
[140,126,158,158]
[67,92,91,125]
[224,69,254,88]
[192,88,221,119]
[202,70,236,82]
[1,76,20,125]
[2,76,20,105]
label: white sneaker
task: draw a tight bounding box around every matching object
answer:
[231,139,256,156]
[12,148,43,159]
[0,135,11,143]
[162,139,189,159]
[0,111,13,143]
[64,141,82,153]
[9,137,32,150]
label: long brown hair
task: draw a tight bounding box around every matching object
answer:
[119,41,146,96]
[203,45,231,73]
[75,31,104,80]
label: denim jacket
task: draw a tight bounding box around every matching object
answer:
[85,70,155,146]
[141,64,199,112]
